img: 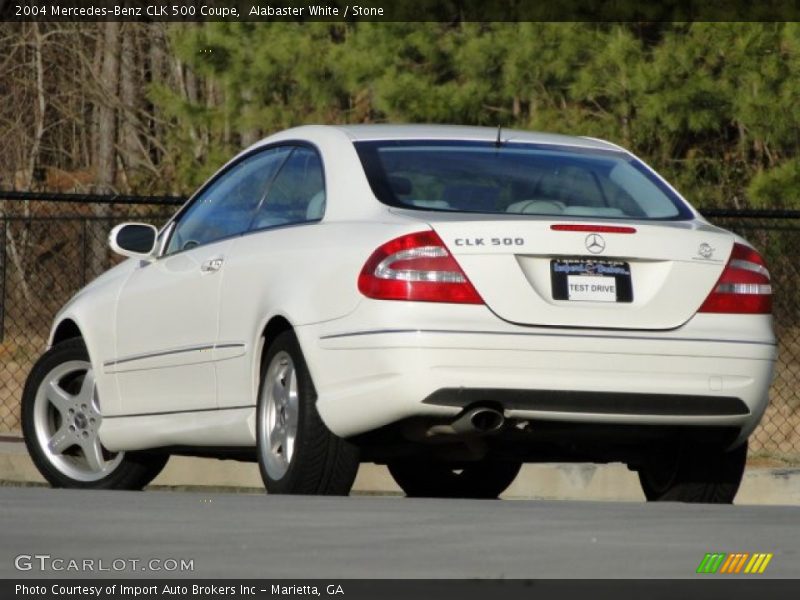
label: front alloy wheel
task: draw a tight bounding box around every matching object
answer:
[23,338,167,489]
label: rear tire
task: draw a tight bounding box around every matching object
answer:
[22,338,168,490]
[637,441,747,504]
[388,458,522,499]
[256,331,359,495]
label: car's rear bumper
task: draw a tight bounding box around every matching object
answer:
[298,304,776,444]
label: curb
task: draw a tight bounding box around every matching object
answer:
[1,439,799,503]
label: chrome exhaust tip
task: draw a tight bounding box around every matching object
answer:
[425,406,505,437]
[466,407,505,433]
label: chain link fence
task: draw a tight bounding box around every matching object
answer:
[0,193,176,436]
[0,194,798,463]
[704,210,800,462]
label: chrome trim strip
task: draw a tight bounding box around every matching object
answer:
[319,328,776,346]
[103,342,246,367]
[104,405,254,419]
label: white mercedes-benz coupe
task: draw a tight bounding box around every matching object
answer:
[23,125,776,502]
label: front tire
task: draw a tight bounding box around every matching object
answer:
[637,441,748,504]
[22,338,168,489]
[388,458,522,499]
[256,331,359,495]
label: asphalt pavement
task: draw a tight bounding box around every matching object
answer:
[0,485,798,579]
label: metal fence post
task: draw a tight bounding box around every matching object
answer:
[0,219,5,343]
[82,219,87,286]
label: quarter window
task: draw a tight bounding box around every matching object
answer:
[165,147,292,254]
[249,147,325,231]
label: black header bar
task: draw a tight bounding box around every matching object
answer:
[5,580,800,600]
[5,0,800,22]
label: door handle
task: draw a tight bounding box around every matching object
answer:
[201,258,224,273]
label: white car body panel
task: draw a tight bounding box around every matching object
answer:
[213,221,405,410]
[111,237,236,415]
[429,218,734,330]
[303,305,774,444]
[44,124,776,454]
[100,408,255,452]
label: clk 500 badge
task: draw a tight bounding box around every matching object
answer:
[454,237,524,247]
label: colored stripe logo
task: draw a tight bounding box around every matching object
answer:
[697,552,773,574]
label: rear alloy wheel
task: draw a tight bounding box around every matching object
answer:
[256,331,359,495]
[22,339,168,489]
[637,441,748,504]
[388,458,522,499]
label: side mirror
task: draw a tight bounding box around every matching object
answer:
[109,223,158,259]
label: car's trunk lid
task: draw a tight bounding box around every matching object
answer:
[413,213,733,330]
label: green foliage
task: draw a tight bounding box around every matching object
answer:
[152,22,800,208]
[749,160,800,209]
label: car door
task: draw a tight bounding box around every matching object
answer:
[215,145,327,408]
[112,146,292,415]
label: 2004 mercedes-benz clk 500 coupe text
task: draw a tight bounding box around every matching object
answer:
[23,125,776,502]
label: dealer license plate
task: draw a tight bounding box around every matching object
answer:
[550,258,633,303]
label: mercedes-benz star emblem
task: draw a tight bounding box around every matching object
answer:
[698,243,714,259]
[585,233,606,254]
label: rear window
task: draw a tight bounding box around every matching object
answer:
[355,140,693,220]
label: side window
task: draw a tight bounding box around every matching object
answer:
[165,147,292,254]
[249,147,325,231]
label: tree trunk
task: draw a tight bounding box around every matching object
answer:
[95,22,120,194]
[119,23,140,190]
[7,22,44,309]
[240,88,260,147]
[89,22,121,280]
[147,24,167,170]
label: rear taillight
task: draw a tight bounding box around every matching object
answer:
[698,243,772,314]
[358,231,483,304]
